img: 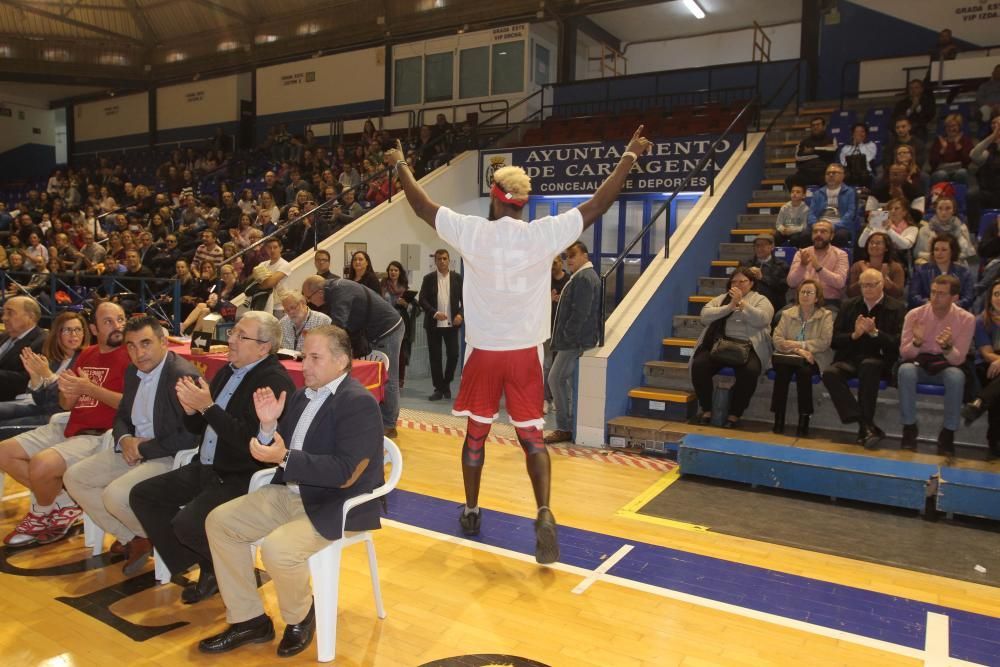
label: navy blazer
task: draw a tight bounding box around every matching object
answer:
[112,351,202,461]
[0,326,46,401]
[272,375,384,541]
[418,270,464,330]
[182,354,296,479]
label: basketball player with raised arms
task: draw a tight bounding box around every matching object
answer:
[384,126,651,564]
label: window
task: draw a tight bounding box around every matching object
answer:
[534,42,551,85]
[491,41,524,95]
[424,52,454,103]
[394,56,422,106]
[460,46,489,99]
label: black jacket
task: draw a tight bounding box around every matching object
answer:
[271,376,385,541]
[551,265,601,350]
[321,277,403,341]
[418,270,463,331]
[0,326,47,401]
[113,351,202,461]
[182,353,296,478]
[741,255,790,312]
[830,295,906,371]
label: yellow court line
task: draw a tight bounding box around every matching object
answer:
[615,468,710,532]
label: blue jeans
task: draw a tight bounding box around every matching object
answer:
[374,323,404,429]
[897,362,965,432]
[549,348,583,432]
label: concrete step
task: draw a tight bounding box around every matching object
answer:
[765,167,794,179]
[688,294,713,315]
[606,416,685,453]
[738,213,777,228]
[760,178,786,188]
[628,386,697,422]
[731,228,771,243]
[697,276,728,296]
[718,242,755,263]
[747,202,783,215]
[752,189,790,201]
[767,146,796,160]
[765,156,798,168]
[661,337,697,362]
[672,314,705,338]
[709,260,739,277]
[643,360,694,391]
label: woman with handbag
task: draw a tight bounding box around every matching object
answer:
[689,268,774,428]
[770,279,834,437]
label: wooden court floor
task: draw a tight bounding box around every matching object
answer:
[1,422,998,667]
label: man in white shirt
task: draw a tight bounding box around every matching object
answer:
[251,237,291,315]
[418,249,464,400]
[383,126,651,564]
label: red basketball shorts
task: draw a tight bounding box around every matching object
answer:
[452,345,545,429]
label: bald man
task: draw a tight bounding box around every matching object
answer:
[0,296,47,401]
[383,126,652,564]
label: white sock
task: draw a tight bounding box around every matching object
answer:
[54,491,74,508]
[33,503,55,514]
[463,505,479,515]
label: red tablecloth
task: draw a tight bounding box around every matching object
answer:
[170,344,385,402]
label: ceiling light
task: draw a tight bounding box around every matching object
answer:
[297,22,320,36]
[255,34,278,44]
[165,51,186,62]
[682,0,706,19]
[217,40,239,52]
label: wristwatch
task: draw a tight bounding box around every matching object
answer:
[868,328,878,338]
[280,450,291,468]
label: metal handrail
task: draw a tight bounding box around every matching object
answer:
[416,100,511,129]
[597,95,758,346]
[545,86,755,119]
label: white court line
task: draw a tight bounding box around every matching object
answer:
[571,544,632,595]
[924,612,952,667]
[1,491,29,502]
[383,519,987,667]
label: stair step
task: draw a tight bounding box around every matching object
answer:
[767,146,796,159]
[730,228,772,242]
[662,336,698,362]
[709,260,738,277]
[606,416,685,452]
[761,178,785,187]
[747,202,783,214]
[765,167,795,179]
[688,294,712,315]
[672,314,705,338]
[718,242,755,262]
[643,360,694,390]
[765,157,797,167]
[697,276,728,296]
[628,387,697,421]
[752,189,790,201]
[737,213,777,228]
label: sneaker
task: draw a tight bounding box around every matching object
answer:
[962,402,984,426]
[35,505,83,545]
[458,507,481,536]
[534,508,560,565]
[3,510,51,547]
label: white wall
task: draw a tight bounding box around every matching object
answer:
[157,75,239,131]
[0,101,55,153]
[256,47,385,116]
[860,0,1000,46]
[620,23,801,76]
[75,92,148,142]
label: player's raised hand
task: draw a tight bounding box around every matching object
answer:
[627,125,652,157]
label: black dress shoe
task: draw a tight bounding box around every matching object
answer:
[899,424,918,451]
[428,391,444,401]
[722,417,740,429]
[182,568,219,605]
[199,615,275,653]
[796,415,810,438]
[443,389,452,399]
[772,412,785,435]
[277,603,315,658]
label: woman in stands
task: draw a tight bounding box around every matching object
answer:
[913,195,976,266]
[148,212,169,242]
[0,311,89,428]
[893,144,928,196]
[171,258,201,321]
[21,231,48,271]
[769,279,833,437]
[180,261,229,333]
[232,213,255,249]
[362,119,377,145]
[381,260,416,388]
[962,279,1000,459]
[348,250,381,293]
[930,113,974,184]
[689,267,774,429]
[847,232,906,299]
[258,191,280,227]
[98,185,117,214]
[860,197,919,259]
[237,188,256,216]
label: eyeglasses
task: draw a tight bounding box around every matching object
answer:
[232,332,268,344]
[61,326,84,335]
[303,289,321,301]
[798,290,817,296]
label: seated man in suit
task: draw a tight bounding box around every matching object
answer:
[63,314,201,575]
[418,248,463,401]
[198,324,384,658]
[0,296,47,402]
[130,311,295,604]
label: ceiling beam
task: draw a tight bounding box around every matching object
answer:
[192,0,250,25]
[0,0,144,46]
[124,0,158,45]
[575,15,621,53]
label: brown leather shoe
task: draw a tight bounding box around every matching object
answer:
[109,540,126,555]
[122,537,153,577]
[543,430,572,444]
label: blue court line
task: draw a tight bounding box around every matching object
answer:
[385,489,1000,665]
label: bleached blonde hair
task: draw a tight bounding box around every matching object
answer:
[492,166,531,200]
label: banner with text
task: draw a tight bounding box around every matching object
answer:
[479,136,734,196]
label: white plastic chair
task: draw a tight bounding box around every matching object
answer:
[360,349,390,378]
[248,437,403,663]
[151,447,199,584]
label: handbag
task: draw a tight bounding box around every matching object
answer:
[771,352,810,368]
[913,352,950,375]
[709,336,752,366]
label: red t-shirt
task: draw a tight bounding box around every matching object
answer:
[64,344,130,437]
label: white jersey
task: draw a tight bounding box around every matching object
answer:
[436,205,584,350]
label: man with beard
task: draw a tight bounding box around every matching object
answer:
[382,126,651,564]
[0,302,130,546]
[786,219,849,309]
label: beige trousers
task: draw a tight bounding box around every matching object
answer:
[206,484,331,625]
[63,446,172,542]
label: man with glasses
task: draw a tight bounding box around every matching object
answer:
[787,219,849,309]
[808,164,857,248]
[278,291,331,353]
[130,312,295,604]
[822,268,906,449]
[897,274,975,456]
[313,249,333,279]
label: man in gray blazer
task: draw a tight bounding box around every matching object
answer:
[545,242,601,444]
[0,296,47,401]
[64,314,201,576]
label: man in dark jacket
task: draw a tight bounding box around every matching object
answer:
[302,274,404,437]
[544,242,601,444]
[0,296,47,401]
[821,268,906,449]
[130,311,295,603]
[741,233,789,315]
[418,249,464,401]
[199,325,384,658]
[63,315,201,577]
